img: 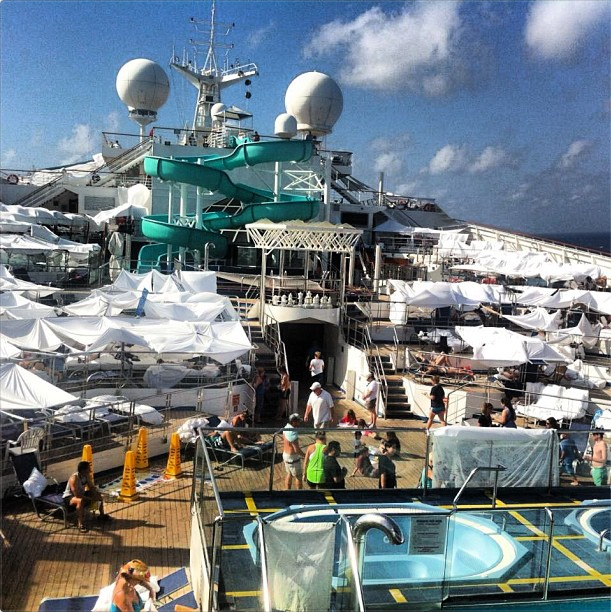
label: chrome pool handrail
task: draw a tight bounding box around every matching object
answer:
[543,506,555,601]
[452,464,506,510]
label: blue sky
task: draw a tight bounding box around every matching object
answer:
[1,0,610,238]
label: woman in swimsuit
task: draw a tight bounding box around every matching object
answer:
[111,559,156,612]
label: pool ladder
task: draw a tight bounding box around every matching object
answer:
[452,464,506,510]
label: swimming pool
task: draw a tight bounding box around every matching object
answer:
[565,500,611,552]
[245,503,529,585]
[362,513,529,584]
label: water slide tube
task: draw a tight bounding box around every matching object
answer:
[141,140,318,260]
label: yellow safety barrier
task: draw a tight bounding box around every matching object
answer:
[164,432,182,478]
[118,450,139,501]
[81,444,94,482]
[135,428,149,470]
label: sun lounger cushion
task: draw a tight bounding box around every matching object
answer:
[23,467,48,498]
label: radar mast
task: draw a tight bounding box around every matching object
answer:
[170,0,258,136]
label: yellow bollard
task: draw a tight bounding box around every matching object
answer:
[82,444,94,482]
[135,428,149,470]
[164,432,182,479]
[118,450,139,501]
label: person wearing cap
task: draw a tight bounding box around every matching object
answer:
[583,431,608,486]
[111,559,156,612]
[362,373,380,428]
[282,413,305,489]
[304,382,334,428]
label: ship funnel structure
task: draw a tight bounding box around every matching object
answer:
[116,59,170,137]
[284,71,343,137]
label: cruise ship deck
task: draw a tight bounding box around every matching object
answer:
[2,396,609,612]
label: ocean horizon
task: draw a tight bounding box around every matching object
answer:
[538,232,610,253]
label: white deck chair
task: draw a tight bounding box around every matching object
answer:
[5,426,46,460]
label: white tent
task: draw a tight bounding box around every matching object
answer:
[502,307,562,332]
[0,265,58,298]
[0,363,78,410]
[455,326,569,365]
[430,426,558,488]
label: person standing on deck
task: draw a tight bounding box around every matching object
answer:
[322,441,347,489]
[426,375,447,431]
[304,431,327,489]
[559,432,580,486]
[308,351,325,385]
[252,367,269,423]
[362,373,380,428]
[275,367,291,420]
[378,441,398,489]
[304,382,334,428]
[584,431,608,486]
[282,413,304,490]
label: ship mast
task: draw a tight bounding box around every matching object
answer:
[170,0,258,135]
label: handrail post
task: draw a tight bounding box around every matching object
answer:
[543,507,555,600]
[257,516,272,611]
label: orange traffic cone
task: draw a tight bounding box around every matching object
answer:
[135,428,149,470]
[164,432,182,478]
[118,450,139,501]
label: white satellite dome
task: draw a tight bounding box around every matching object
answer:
[274,113,297,139]
[284,72,343,136]
[116,59,170,113]
[211,103,227,117]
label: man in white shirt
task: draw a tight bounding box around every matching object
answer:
[304,382,334,428]
[362,373,380,428]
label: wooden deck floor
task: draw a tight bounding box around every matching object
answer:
[1,457,194,612]
[1,389,599,612]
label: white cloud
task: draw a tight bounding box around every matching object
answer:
[57,124,96,165]
[525,1,609,60]
[557,139,592,168]
[428,144,470,174]
[2,148,17,166]
[374,151,403,176]
[469,146,513,173]
[248,22,275,48]
[104,111,120,134]
[303,3,465,95]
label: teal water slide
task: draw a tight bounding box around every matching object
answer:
[139,140,319,266]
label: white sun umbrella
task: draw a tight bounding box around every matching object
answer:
[0,363,78,410]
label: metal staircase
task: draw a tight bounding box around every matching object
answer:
[12,138,153,208]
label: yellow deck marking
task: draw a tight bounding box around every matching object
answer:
[244,493,258,513]
[510,510,611,587]
[324,492,337,505]
[516,534,584,542]
[225,591,261,597]
[221,544,249,550]
[498,583,514,593]
[507,574,611,585]
[389,588,407,603]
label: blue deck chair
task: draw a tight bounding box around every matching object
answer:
[158,591,198,611]
[38,595,98,612]
[9,451,73,528]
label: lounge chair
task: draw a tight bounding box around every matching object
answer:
[8,451,72,527]
[203,434,275,471]
[37,567,191,612]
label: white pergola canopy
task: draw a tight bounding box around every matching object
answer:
[245,220,362,253]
